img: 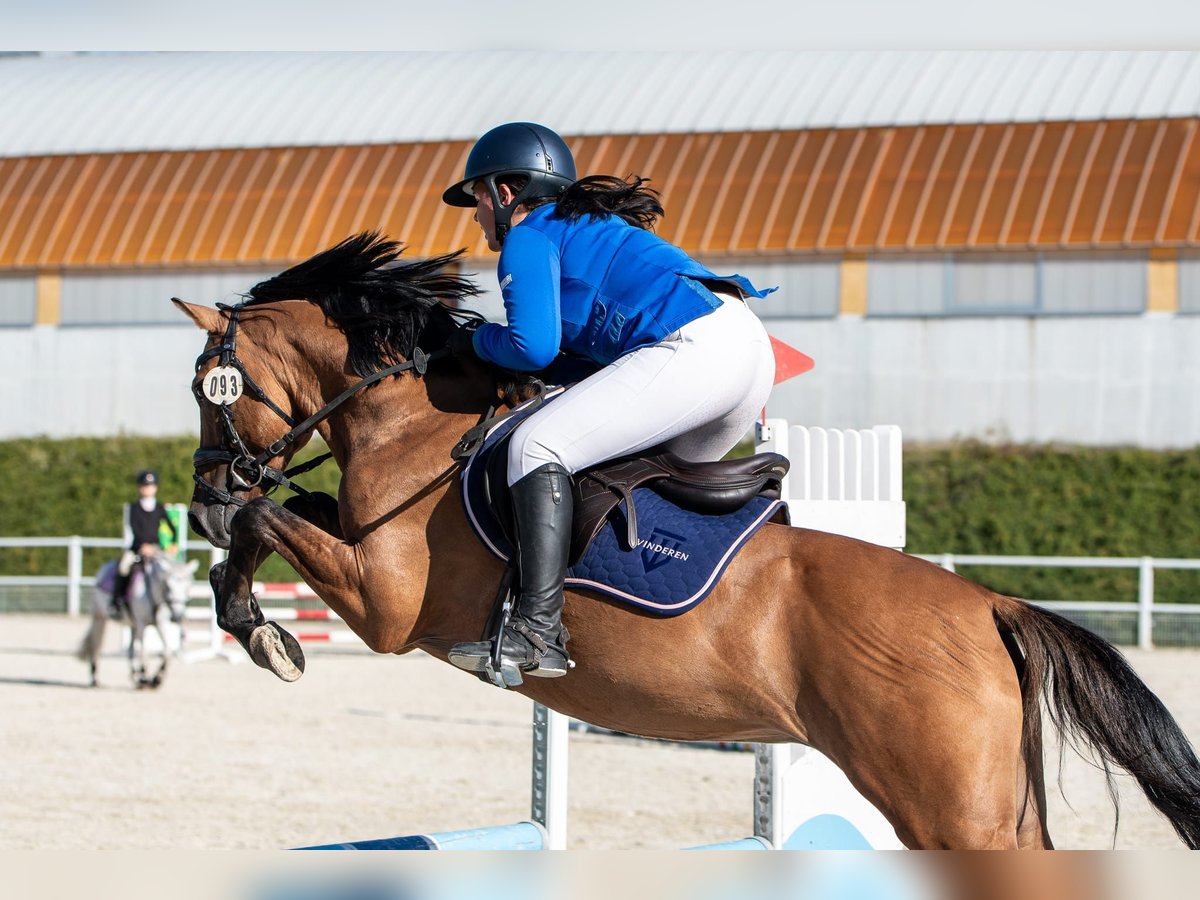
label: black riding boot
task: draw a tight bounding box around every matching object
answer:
[449,463,573,680]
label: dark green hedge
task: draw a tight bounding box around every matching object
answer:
[1,436,1198,602]
[905,442,1200,605]
[0,435,339,582]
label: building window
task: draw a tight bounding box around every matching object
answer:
[1179,257,1200,313]
[1039,257,1145,314]
[0,277,36,326]
[866,258,945,315]
[950,257,1038,313]
[867,255,1146,316]
[467,257,842,324]
[728,259,840,318]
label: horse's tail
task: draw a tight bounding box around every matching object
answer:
[991,594,1200,848]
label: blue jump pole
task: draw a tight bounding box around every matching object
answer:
[298,821,546,851]
[684,836,773,850]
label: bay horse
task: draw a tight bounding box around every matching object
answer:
[176,233,1200,849]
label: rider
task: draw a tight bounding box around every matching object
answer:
[442,122,776,680]
[111,470,177,617]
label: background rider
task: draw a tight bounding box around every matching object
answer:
[111,470,177,615]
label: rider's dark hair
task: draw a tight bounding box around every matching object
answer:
[501,174,664,231]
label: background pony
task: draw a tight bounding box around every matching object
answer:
[77,550,198,688]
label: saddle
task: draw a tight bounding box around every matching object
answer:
[479,426,791,564]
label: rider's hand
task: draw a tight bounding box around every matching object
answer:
[138,543,158,557]
[449,324,479,359]
[165,543,178,557]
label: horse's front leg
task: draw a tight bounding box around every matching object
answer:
[129,623,145,688]
[149,610,171,688]
[208,492,342,608]
[217,496,361,682]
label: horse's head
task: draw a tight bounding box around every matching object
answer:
[146,553,199,623]
[173,298,317,547]
[175,233,487,547]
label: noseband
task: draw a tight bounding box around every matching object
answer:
[191,301,453,509]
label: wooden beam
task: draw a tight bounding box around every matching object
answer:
[839,256,868,316]
[1147,252,1178,313]
[34,272,61,326]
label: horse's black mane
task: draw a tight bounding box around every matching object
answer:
[245,232,481,377]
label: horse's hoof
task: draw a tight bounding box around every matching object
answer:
[248,622,306,682]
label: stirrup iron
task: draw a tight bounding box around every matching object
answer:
[483,586,524,688]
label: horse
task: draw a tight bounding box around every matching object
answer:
[77,550,199,689]
[176,233,1200,849]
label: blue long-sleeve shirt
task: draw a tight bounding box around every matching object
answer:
[473,204,773,370]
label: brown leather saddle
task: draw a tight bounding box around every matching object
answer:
[481,437,791,565]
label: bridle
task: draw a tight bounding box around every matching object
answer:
[190,301,456,509]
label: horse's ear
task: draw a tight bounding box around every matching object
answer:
[186,559,200,574]
[172,298,222,333]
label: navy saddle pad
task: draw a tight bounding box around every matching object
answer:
[459,393,784,616]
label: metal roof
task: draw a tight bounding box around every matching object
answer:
[3,51,1200,157]
[3,117,1198,271]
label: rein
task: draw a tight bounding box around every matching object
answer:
[191,301,453,509]
[449,383,547,462]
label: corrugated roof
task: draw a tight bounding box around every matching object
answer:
[3,118,1198,271]
[3,51,1200,157]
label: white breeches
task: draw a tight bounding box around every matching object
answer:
[507,292,775,485]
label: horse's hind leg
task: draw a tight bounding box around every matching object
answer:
[79,609,106,687]
[1014,738,1053,849]
[999,617,1053,849]
[813,628,1030,848]
[866,727,1025,848]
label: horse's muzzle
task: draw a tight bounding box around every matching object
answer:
[189,503,234,549]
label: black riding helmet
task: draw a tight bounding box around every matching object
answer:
[442,122,577,244]
[136,470,159,486]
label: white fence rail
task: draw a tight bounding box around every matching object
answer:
[0,537,225,616]
[914,553,1200,650]
[2,537,1199,648]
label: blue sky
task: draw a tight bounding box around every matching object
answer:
[3,1,1198,49]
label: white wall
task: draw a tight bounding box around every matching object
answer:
[4,325,201,438]
[3,315,1199,448]
[762,314,1200,448]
